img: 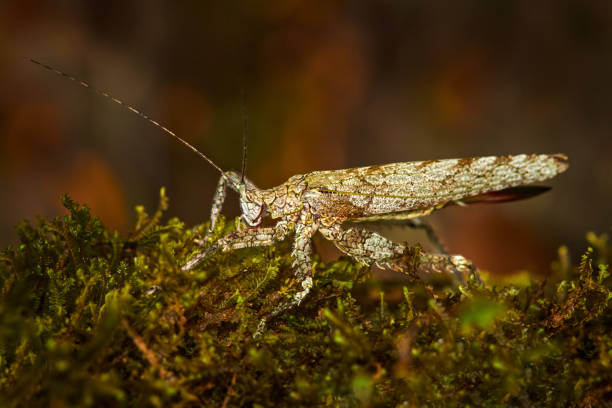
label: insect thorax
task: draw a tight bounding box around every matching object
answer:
[260,176,308,220]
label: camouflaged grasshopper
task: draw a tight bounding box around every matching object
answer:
[186,153,568,335]
[32,59,569,336]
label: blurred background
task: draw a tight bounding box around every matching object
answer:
[0,1,610,275]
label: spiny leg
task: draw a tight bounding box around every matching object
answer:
[391,251,475,283]
[255,222,316,337]
[319,225,473,282]
[183,222,291,271]
[350,213,446,254]
[204,173,230,240]
[388,219,471,280]
[205,171,262,240]
[320,225,404,265]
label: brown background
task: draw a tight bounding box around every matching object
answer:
[1,1,610,275]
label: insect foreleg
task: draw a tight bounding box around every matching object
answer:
[183,222,292,271]
[206,173,230,239]
[206,171,261,238]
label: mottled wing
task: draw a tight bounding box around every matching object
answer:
[304,154,568,219]
[346,186,553,224]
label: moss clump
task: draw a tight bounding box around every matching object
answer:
[1,190,611,407]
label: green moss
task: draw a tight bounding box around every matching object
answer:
[1,190,611,407]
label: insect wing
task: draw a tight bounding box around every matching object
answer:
[304,154,568,219]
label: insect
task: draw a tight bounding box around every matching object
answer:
[31,59,569,336]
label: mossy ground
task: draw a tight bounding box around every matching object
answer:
[1,189,611,407]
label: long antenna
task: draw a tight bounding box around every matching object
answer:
[240,88,248,183]
[29,58,225,176]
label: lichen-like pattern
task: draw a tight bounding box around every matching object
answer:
[304,154,568,219]
[184,153,569,335]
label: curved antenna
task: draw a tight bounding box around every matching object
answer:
[240,88,248,184]
[29,58,225,176]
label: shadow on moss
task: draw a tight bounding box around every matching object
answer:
[1,190,610,407]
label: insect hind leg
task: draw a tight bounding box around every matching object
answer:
[320,225,473,283]
[404,218,447,254]
[320,225,404,265]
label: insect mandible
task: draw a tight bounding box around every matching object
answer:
[32,59,569,337]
